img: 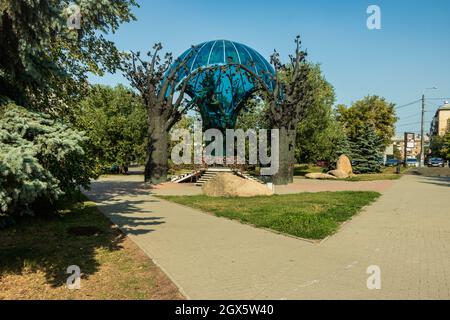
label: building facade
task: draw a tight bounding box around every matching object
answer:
[430,102,450,136]
[384,134,429,160]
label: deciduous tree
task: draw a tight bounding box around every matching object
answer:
[74,84,147,170]
[336,95,397,150]
[123,43,204,184]
[260,36,315,184]
[295,63,343,164]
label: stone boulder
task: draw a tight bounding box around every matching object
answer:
[327,169,349,179]
[305,173,337,180]
[336,155,353,175]
[202,173,274,197]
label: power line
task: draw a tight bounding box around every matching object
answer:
[396,99,421,109]
[427,100,442,106]
[398,113,420,121]
[397,113,433,124]
[396,121,422,127]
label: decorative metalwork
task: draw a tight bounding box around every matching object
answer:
[163,40,275,130]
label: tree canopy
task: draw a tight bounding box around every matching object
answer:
[0,0,137,114]
[350,124,383,173]
[74,84,147,169]
[431,132,450,160]
[336,95,397,149]
[295,63,346,164]
[0,104,96,218]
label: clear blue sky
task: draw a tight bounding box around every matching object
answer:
[90,0,450,135]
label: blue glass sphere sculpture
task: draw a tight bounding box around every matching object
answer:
[164,40,275,130]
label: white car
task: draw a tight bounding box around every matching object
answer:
[405,158,419,167]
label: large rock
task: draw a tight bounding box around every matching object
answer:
[336,155,353,175]
[327,169,349,179]
[305,173,337,180]
[202,173,274,197]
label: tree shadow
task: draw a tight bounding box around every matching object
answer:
[0,201,127,288]
[417,176,450,188]
[99,204,166,236]
[85,180,159,202]
[0,178,169,290]
[407,167,450,178]
[85,181,167,235]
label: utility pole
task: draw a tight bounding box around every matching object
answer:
[420,94,425,167]
[420,87,437,166]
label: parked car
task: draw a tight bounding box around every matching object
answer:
[385,159,400,167]
[427,157,445,167]
[405,158,419,167]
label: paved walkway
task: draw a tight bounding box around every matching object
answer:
[85,175,450,299]
[144,177,394,196]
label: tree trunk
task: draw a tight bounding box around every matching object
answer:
[272,127,296,185]
[144,114,168,184]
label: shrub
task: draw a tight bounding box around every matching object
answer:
[0,104,97,218]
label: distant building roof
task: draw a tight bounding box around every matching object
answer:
[438,103,450,111]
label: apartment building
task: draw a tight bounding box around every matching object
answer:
[430,101,450,136]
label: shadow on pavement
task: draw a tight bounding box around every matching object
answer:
[407,167,450,177]
[86,180,155,202]
[417,176,450,188]
[86,181,166,236]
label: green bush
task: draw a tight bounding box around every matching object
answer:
[0,104,97,218]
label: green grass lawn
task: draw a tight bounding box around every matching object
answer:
[0,196,182,300]
[344,174,401,181]
[159,191,380,240]
[294,164,325,176]
[344,167,408,181]
[294,164,406,181]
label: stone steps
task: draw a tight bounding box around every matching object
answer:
[195,170,223,186]
[195,169,266,187]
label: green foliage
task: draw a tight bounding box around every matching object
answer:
[349,124,384,174]
[328,130,352,170]
[431,132,450,160]
[441,132,450,160]
[236,97,269,130]
[0,104,97,218]
[295,64,345,164]
[430,135,444,158]
[74,85,147,169]
[0,0,137,113]
[393,145,402,160]
[336,95,398,149]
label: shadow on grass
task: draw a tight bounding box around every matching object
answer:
[0,199,129,288]
[0,177,168,290]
